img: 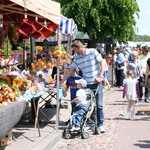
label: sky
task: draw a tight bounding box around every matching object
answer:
[135,0,150,35]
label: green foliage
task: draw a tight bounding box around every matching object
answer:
[135,35,150,42]
[0,38,12,58]
[54,0,139,44]
[16,41,30,51]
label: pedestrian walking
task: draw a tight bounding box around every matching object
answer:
[126,51,143,101]
[101,53,111,90]
[144,58,150,100]
[60,40,105,133]
[139,46,150,102]
[115,49,126,89]
[123,70,139,120]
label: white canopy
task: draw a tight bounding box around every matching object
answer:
[10,0,60,24]
[1,0,60,25]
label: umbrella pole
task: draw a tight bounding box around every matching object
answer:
[55,58,60,132]
[55,33,61,132]
[30,36,34,64]
[63,35,71,76]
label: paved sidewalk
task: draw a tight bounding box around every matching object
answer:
[1,87,150,150]
[52,87,150,150]
[0,95,71,150]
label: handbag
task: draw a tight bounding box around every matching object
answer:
[118,62,124,68]
[138,76,144,87]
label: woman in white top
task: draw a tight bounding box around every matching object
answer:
[101,53,111,90]
[123,70,138,120]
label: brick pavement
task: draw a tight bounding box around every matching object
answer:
[52,87,150,150]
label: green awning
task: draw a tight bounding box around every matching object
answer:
[75,31,90,40]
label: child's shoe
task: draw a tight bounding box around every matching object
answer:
[70,126,76,131]
[74,126,80,131]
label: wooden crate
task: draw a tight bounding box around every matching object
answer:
[136,107,150,115]
[0,129,12,147]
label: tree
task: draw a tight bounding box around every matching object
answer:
[136,35,150,42]
[0,37,12,58]
[55,0,139,47]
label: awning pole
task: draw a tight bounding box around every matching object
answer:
[55,32,61,132]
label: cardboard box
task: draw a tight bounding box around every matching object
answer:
[0,129,12,147]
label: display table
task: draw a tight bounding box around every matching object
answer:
[0,100,27,140]
[22,88,64,137]
[34,88,63,136]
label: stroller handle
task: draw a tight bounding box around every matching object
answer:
[86,83,100,96]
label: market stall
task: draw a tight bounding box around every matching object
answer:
[0,0,61,141]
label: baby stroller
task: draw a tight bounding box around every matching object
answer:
[63,85,100,139]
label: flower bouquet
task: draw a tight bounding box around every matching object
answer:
[52,46,67,59]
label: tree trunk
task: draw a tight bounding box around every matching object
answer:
[106,44,112,54]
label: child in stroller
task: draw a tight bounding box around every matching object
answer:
[70,79,88,131]
[64,81,100,139]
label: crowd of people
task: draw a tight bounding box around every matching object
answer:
[60,40,150,132]
[2,40,149,133]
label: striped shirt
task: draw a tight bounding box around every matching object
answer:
[70,48,102,84]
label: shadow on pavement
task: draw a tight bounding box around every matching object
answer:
[134,140,150,149]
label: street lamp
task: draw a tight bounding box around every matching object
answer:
[135,26,138,43]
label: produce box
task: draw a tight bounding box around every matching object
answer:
[0,129,12,147]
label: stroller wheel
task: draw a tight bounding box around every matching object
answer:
[65,132,72,139]
[81,131,89,139]
[63,129,71,139]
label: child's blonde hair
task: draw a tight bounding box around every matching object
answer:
[126,70,134,79]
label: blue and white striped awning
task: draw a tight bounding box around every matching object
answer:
[57,15,78,38]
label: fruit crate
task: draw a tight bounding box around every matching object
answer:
[0,129,12,147]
